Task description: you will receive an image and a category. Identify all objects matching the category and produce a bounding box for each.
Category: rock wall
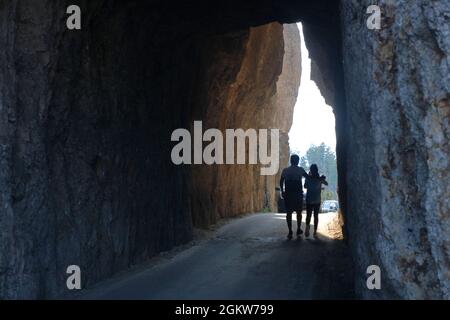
[0,0,195,299]
[341,0,450,299]
[0,1,300,298]
[189,23,301,227]
[275,24,303,207]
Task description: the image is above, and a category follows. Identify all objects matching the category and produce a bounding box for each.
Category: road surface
[82,212,354,299]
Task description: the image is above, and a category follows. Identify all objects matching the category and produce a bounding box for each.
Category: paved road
[83,213,354,300]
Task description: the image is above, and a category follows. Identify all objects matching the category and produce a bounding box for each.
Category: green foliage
[321,190,335,201]
[293,143,338,200]
[300,156,308,169]
[262,207,271,213]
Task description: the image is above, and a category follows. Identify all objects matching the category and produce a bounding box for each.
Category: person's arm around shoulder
[300,167,308,178]
[320,175,329,186]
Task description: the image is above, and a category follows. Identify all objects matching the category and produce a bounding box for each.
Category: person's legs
[286,210,293,237]
[285,196,294,239]
[313,204,320,237]
[305,204,313,237]
[296,197,303,236]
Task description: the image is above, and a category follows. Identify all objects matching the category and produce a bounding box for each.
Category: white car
[321,200,339,213]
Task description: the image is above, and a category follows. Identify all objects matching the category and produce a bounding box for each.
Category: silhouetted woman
[304,164,328,238]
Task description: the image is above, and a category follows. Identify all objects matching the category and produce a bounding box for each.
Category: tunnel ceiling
[96,0,342,48]
[150,0,340,31]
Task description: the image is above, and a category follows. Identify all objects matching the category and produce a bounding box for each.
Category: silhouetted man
[280,154,308,240]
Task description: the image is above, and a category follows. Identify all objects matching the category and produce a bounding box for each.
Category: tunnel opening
[183,2,348,236]
[2,0,349,299]
[289,23,339,204]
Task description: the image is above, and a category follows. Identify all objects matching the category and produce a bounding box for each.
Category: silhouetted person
[280,154,308,240]
[304,164,328,238]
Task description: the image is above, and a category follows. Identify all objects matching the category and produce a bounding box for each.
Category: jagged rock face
[341,0,450,299]
[189,23,301,227]
[275,24,303,209]
[0,1,301,298]
[0,0,195,299]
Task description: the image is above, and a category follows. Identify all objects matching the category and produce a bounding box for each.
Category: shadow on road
[81,213,354,300]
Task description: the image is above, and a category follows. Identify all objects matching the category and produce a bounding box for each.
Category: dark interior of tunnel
[1,0,348,299]
[1,0,448,300]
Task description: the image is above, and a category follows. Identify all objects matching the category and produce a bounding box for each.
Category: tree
[300,156,308,169]
[296,143,338,200]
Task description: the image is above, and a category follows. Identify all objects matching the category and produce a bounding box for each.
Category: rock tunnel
[0,0,449,299]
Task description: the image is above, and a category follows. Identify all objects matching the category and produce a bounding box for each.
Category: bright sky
[289,23,336,156]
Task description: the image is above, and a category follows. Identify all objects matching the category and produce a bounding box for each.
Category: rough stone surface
[341,0,450,299]
[0,1,301,298]
[189,23,301,227]
[0,0,195,299]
